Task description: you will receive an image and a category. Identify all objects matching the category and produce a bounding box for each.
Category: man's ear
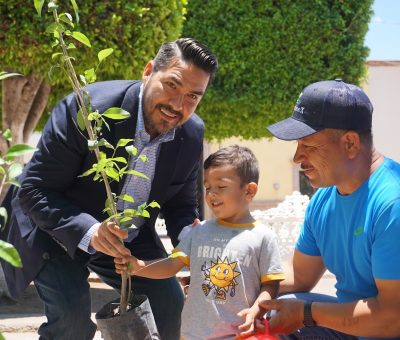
[341,131,361,159]
[142,61,153,82]
[245,182,258,200]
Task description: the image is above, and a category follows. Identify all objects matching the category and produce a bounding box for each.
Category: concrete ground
[0,236,337,339]
[0,273,337,340]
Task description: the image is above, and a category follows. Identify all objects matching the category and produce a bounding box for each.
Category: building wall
[364,61,400,162]
[206,138,297,203]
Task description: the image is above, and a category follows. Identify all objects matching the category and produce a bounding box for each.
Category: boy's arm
[251,280,280,317]
[236,280,280,338]
[114,255,185,279]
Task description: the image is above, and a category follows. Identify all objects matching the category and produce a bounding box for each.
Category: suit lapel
[114,82,141,193]
[148,132,183,205]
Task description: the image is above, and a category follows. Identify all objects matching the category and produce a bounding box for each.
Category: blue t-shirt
[296,157,400,312]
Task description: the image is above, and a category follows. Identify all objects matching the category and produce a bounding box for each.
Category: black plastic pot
[95,294,160,340]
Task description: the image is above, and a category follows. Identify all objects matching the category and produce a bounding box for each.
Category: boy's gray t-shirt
[175,218,284,340]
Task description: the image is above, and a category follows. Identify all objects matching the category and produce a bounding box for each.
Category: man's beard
[143,104,183,136]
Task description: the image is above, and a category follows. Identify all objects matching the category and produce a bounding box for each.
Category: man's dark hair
[152,37,218,86]
[204,145,259,185]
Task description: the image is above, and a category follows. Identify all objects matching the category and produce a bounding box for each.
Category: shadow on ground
[0,283,119,319]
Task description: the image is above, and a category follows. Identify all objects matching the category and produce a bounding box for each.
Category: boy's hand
[114,255,142,275]
[234,307,259,338]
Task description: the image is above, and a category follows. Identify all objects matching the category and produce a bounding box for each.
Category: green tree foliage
[0,0,187,128]
[183,0,373,140]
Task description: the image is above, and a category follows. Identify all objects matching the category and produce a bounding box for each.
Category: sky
[365,0,400,60]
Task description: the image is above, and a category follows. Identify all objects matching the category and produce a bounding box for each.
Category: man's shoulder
[183,112,204,130]
[176,113,204,142]
[86,80,140,92]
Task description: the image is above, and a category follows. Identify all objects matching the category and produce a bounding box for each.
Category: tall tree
[0,0,186,153]
[183,0,373,140]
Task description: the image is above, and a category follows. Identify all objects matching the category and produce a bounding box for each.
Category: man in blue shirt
[261,80,400,339]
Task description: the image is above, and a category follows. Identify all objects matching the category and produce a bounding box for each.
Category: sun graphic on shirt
[202,256,241,300]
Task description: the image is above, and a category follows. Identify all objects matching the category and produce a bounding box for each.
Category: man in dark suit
[0,38,218,340]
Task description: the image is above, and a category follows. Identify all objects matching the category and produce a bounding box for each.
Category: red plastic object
[244,319,279,340]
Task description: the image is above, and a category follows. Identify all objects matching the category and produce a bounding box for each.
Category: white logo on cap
[294,105,305,114]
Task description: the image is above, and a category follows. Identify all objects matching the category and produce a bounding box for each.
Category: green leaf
[125,170,149,180]
[116,138,134,148]
[52,52,63,60]
[2,129,12,141]
[79,167,96,177]
[123,209,140,218]
[125,145,137,156]
[0,166,5,175]
[0,207,8,227]
[88,111,101,121]
[46,23,65,34]
[138,154,148,163]
[34,0,45,16]
[0,240,22,268]
[119,194,135,203]
[148,201,160,209]
[98,48,114,63]
[70,0,79,23]
[67,43,77,50]
[84,68,96,83]
[8,163,23,180]
[102,108,130,120]
[71,31,91,47]
[169,251,186,259]
[112,157,127,164]
[141,210,150,218]
[97,138,114,149]
[76,109,86,131]
[51,40,59,48]
[119,217,134,224]
[105,167,120,181]
[59,13,74,27]
[6,180,21,187]
[5,144,37,159]
[0,72,23,80]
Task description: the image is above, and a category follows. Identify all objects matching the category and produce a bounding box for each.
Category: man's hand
[177,218,201,241]
[90,221,131,257]
[258,298,304,335]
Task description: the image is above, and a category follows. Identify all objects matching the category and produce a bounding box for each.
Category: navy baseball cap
[267,79,373,141]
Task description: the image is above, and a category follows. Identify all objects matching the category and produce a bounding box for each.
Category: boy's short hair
[204,145,259,185]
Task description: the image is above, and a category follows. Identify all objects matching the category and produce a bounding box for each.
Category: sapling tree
[36,0,159,314]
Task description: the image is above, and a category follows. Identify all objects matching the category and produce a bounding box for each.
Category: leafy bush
[183,0,373,140]
[0,0,187,128]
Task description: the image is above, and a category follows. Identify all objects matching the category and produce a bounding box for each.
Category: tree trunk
[0,73,50,297]
[1,72,51,155]
[0,72,50,201]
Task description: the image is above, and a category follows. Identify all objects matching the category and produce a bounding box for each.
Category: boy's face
[204,165,254,224]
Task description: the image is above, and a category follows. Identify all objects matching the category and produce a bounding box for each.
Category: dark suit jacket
[0,80,204,298]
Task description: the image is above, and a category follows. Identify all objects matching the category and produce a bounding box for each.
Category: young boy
[115,145,285,339]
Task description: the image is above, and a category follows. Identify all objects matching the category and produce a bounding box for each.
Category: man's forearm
[313,298,400,338]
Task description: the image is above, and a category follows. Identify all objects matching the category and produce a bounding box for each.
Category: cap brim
[267,117,320,141]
